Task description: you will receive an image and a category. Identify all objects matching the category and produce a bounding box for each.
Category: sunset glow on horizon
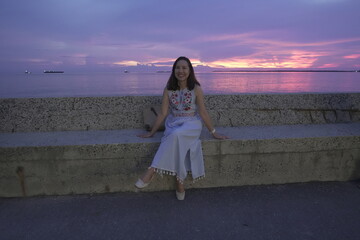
[0,0,359,73]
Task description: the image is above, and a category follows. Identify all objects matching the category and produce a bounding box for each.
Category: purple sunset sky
[0,0,359,73]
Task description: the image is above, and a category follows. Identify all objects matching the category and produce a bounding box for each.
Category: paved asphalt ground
[1,181,360,240]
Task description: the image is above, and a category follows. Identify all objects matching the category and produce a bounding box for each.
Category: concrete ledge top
[1,123,359,148]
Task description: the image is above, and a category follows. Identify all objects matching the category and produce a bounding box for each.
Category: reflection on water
[0,71,359,98]
[200,72,359,94]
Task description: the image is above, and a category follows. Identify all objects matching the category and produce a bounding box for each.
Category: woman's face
[174,60,190,83]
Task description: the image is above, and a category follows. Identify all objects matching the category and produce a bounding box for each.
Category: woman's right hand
[137,132,154,138]
[212,132,229,140]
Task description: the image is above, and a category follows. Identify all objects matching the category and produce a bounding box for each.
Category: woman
[136,56,228,200]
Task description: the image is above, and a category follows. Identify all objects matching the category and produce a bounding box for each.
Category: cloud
[304,0,349,4]
[113,60,139,66]
[0,0,359,71]
[344,54,360,59]
[203,50,322,69]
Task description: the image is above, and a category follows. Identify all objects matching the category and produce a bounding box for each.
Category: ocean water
[0,71,359,98]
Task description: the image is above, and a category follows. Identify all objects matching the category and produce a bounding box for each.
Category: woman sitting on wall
[136,56,228,200]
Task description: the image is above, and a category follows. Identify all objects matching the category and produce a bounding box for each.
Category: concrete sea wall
[1,93,359,133]
[0,93,360,197]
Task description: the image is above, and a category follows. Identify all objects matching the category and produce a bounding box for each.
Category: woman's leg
[176,179,185,200]
[176,179,185,193]
[141,167,155,183]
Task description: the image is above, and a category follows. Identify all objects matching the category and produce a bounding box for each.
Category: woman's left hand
[212,132,229,140]
[137,132,154,138]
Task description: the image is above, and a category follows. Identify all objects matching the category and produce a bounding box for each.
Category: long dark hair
[166,56,201,91]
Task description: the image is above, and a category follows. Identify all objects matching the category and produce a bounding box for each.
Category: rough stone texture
[310,111,326,124]
[1,123,359,197]
[1,93,360,197]
[0,96,162,132]
[324,111,337,123]
[351,111,360,121]
[335,110,351,123]
[1,93,360,133]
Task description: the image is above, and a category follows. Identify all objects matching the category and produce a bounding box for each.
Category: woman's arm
[195,85,228,140]
[138,88,169,138]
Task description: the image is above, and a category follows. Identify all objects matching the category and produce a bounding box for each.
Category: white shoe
[135,178,150,189]
[176,191,185,200]
[135,171,155,189]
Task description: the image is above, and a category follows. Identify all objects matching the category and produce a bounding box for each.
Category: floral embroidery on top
[170,89,193,112]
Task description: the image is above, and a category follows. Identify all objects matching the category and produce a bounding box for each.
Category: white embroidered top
[168,88,197,117]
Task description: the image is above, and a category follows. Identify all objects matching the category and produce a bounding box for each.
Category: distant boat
[25,70,31,74]
[44,70,64,73]
[124,70,129,73]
